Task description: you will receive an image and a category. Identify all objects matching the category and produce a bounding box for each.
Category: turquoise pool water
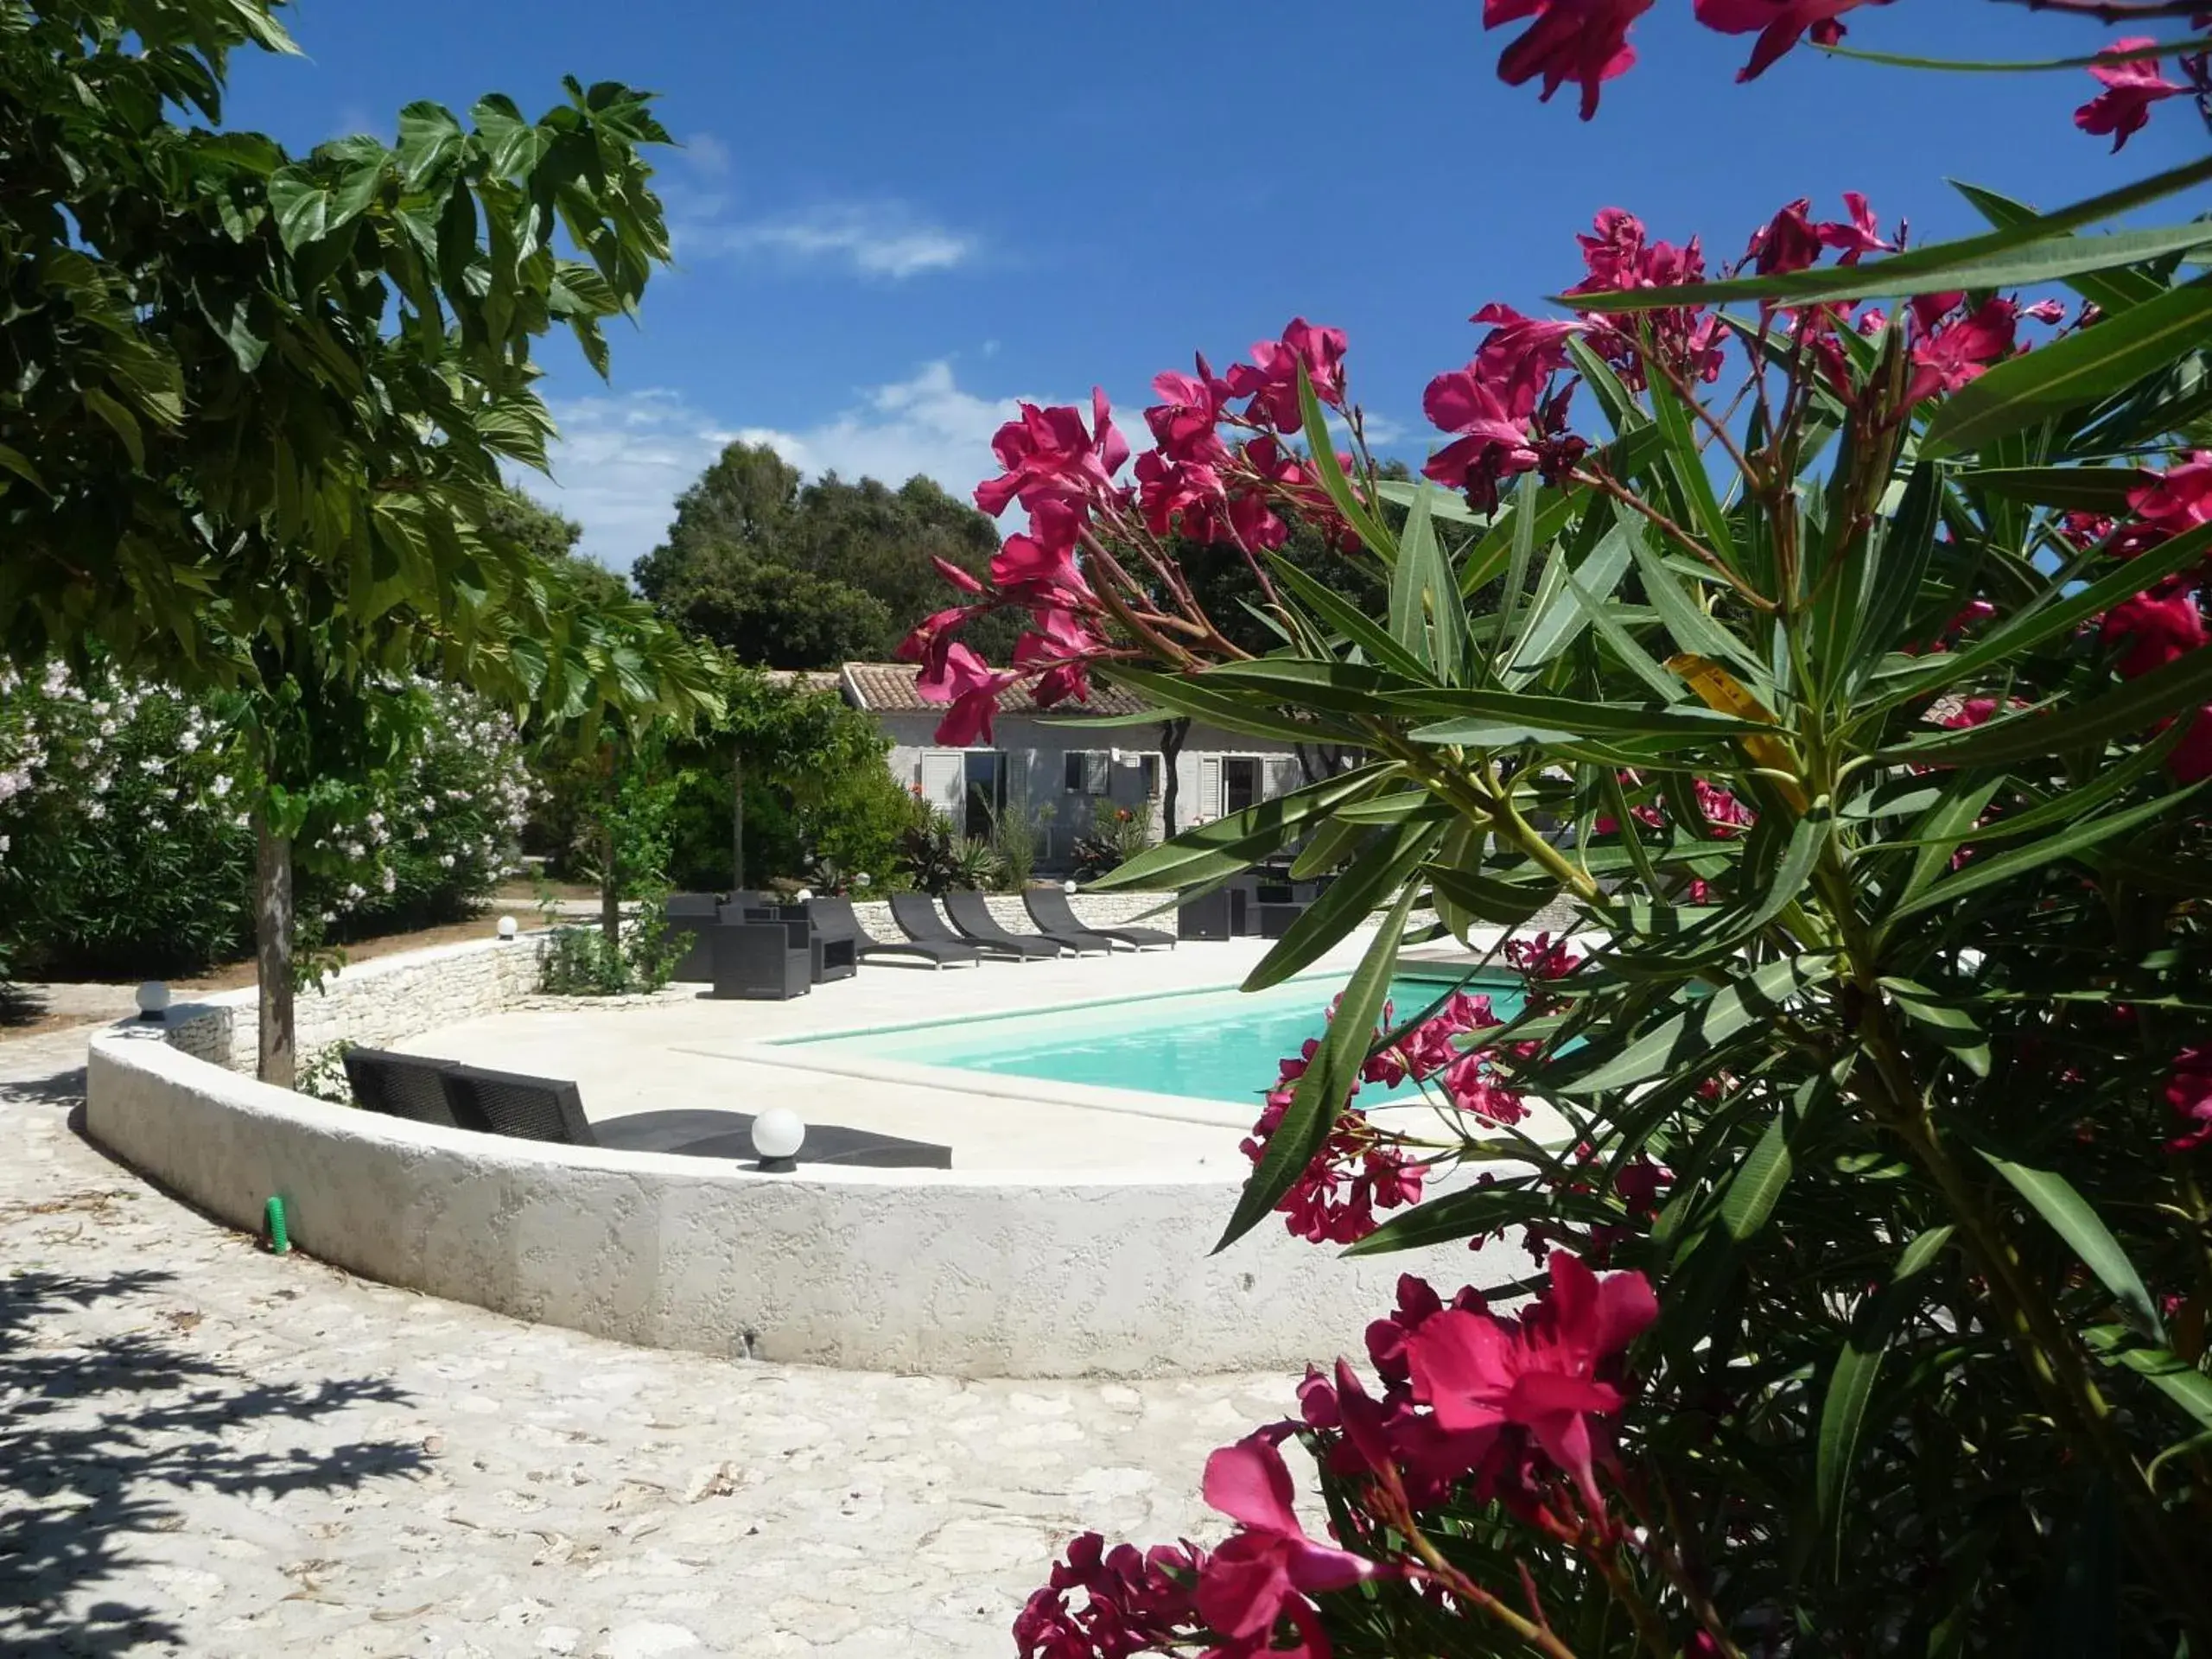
[784,970,1528,1107]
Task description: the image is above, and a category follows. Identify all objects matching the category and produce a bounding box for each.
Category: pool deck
[393,930,1570,1174]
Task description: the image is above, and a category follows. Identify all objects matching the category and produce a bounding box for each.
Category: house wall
[874,712,1311,866]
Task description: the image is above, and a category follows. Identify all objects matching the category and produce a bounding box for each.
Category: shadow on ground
[0,1265,426,1655]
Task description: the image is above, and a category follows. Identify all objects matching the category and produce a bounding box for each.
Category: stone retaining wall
[86,1028,1485,1377]
[166,934,552,1074]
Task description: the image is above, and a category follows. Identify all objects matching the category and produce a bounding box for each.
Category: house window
[1139,753,1160,798]
[1223,756,1261,817]
[1063,750,1111,795]
[963,751,1006,838]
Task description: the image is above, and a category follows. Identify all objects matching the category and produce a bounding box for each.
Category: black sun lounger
[944,890,1109,957]
[809,895,978,969]
[887,892,1039,963]
[1023,887,1173,952]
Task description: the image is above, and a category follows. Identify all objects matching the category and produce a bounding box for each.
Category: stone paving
[0,1025,1292,1657]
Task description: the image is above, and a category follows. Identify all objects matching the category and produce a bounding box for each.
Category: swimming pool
[783,968,1528,1107]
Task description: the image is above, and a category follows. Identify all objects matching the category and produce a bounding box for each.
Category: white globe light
[135,981,170,1017]
[794,888,813,903]
[855,872,872,887]
[751,1108,805,1166]
[497,915,518,940]
[1063,879,1078,894]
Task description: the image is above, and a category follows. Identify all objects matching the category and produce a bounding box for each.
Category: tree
[635,442,1021,665]
[0,0,713,1084]
[483,486,633,611]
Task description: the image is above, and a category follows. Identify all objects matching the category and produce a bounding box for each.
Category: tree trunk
[600,817,620,951]
[731,748,746,893]
[254,810,296,1090]
[1159,718,1190,838]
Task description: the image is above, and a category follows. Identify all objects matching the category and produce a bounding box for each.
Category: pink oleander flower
[1745,197,1825,276]
[1224,319,1349,434]
[975,391,1130,520]
[2076,38,2185,152]
[1485,0,1653,120]
[1146,359,1233,463]
[2171,709,2212,784]
[1820,190,1894,264]
[2101,584,2208,679]
[1443,1050,1530,1125]
[1014,607,1105,708]
[1016,1532,1209,1659]
[1406,1249,1658,1512]
[2167,1046,2212,1154]
[1694,0,1887,82]
[1422,304,1585,510]
[1568,208,1726,388]
[1505,931,1582,981]
[916,642,1017,747]
[1940,696,2003,730]
[1195,1437,1379,1655]
[2113,451,2212,560]
[1907,297,2021,405]
[990,533,1083,596]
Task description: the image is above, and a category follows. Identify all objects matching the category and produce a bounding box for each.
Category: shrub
[894,810,966,895]
[985,778,1053,891]
[0,663,529,978]
[1070,799,1153,881]
[911,30,2212,1647]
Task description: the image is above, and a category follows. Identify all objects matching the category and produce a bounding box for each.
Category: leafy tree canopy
[634,441,1020,667]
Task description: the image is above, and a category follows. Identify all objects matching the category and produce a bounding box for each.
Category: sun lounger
[945,890,1109,957]
[809,896,978,969]
[888,893,1039,963]
[1025,887,1173,951]
[939,891,1072,958]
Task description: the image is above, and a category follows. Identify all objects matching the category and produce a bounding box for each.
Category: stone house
[830,662,1309,868]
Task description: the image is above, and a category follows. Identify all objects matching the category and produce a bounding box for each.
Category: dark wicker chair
[809,896,977,969]
[435,1062,950,1166]
[344,1046,486,1130]
[944,890,1106,957]
[889,893,1038,963]
[1026,887,1174,951]
[1176,885,1245,941]
[706,919,812,1000]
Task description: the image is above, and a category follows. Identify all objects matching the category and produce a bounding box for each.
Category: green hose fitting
[264,1194,290,1255]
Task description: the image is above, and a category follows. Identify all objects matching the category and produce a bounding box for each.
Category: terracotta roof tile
[840,662,1151,718]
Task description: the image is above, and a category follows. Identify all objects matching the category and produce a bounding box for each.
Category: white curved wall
[85,1028,1480,1378]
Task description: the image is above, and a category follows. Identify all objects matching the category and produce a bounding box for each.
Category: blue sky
[224,2,2207,570]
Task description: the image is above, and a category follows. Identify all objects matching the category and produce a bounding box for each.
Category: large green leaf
[1425,863,1561,926]
[1096,664,1364,747]
[1243,820,1439,991]
[1267,555,1430,680]
[1086,761,1388,893]
[1885,644,2212,766]
[1719,1071,1832,1243]
[1345,1179,1614,1255]
[1955,182,2168,315]
[1815,1225,1955,1554]
[1980,1150,2164,1341]
[1505,514,1637,677]
[1296,367,1395,559]
[1887,781,2205,923]
[1565,155,2212,312]
[1218,883,1418,1252]
[1954,466,2139,511]
[1402,687,1766,747]
[1552,953,1837,1095]
[1922,277,2212,459]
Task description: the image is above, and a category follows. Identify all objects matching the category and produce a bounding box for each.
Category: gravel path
[0,1027,1286,1657]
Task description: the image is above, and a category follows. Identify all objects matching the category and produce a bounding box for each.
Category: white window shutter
[1085,751,1110,795]
[1196,755,1222,822]
[1264,756,1300,798]
[918,750,963,818]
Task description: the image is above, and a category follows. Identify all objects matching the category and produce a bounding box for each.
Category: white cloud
[524,362,1055,569]
[677,201,977,279]
[683,130,733,178]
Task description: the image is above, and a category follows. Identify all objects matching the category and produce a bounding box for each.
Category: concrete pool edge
[83,1023,1510,1377]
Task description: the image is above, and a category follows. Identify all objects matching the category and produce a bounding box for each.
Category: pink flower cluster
[1483,0,1890,121]
[1246,992,1532,1246]
[2094,454,2212,783]
[1019,1253,1659,1657]
[905,321,1367,747]
[2169,1046,2212,1154]
[2075,37,2210,153]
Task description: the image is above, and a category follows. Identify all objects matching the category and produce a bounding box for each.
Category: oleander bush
[0,663,530,978]
[905,15,2212,1653]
